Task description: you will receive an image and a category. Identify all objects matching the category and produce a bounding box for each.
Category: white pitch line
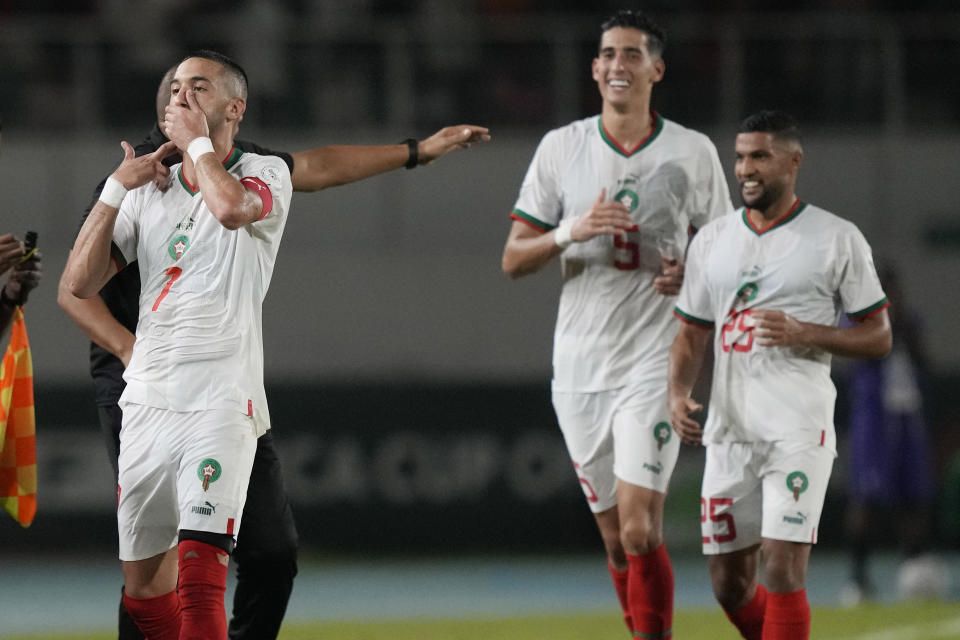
[840,616,960,640]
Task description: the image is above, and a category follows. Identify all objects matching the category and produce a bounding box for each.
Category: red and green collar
[742,198,807,236]
[598,112,664,158]
[177,146,244,195]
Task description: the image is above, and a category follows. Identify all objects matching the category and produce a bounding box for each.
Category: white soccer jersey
[675,201,888,449]
[112,149,292,435]
[512,113,732,392]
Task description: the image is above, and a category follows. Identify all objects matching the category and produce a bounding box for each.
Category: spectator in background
[841,263,941,604]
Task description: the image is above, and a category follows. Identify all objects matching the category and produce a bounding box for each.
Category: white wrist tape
[187,137,215,163]
[99,177,128,209]
[554,217,575,249]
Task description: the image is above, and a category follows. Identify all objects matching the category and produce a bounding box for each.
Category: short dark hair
[739,110,802,146]
[600,9,667,57]
[183,49,248,99]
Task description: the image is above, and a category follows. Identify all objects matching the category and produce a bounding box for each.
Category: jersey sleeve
[510,129,563,232]
[838,223,888,320]
[244,155,292,241]
[674,228,715,327]
[689,136,733,232]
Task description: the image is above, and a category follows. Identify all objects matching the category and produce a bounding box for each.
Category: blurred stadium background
[1,0,960,635]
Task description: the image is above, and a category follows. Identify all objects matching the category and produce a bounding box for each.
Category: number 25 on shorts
[702,497,737,544]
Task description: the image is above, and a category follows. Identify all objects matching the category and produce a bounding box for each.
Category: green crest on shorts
[197,458,222,492]
[169,235,190,260]
[786,471,808,501]
[653,421,672,451]
[613,188,640,213]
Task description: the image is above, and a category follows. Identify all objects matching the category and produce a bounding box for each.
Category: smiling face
[592,27,664,112]
[734,132,802,213]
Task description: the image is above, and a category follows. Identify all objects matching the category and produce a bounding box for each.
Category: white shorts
[552,383,679,513]
[117,405,258,561]
[700,440,835,555]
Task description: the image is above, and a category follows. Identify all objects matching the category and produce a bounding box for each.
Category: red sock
[626,544,674,639]
[725,584,767,640]
[762,589,810,640]
[178,540,230,640]
[122,589,181,640]
[608,562,634,632]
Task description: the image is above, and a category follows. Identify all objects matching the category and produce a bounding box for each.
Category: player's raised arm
[64,141,176,298]
[501,189,634,278]
[164,87,266,230]
[289,124,490,192]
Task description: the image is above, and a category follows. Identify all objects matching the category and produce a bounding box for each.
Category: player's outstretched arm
[57,261,135,367]
[501,189,634,278]
[289,125,490,192]
[752,307,892,359]
[668,321,711,446]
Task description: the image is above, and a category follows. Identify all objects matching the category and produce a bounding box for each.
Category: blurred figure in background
[0,232,43,338]
[841,263,943,604]
[1,118,44,337]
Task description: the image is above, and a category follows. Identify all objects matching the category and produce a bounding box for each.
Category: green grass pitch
[5,601,959,640]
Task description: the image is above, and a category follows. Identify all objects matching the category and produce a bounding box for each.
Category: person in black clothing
[58,65,489,640]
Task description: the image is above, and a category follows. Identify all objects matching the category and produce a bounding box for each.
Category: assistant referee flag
[0,306,36,527]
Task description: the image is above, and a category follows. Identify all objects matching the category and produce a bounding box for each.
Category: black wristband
[403,138,419,169]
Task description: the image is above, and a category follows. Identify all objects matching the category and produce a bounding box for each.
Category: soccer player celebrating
[501,10,731,638]
[668,110,892,639]
[58,63,488,640]
[63,50,292,640]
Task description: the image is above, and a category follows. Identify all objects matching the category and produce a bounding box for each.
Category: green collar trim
[742,199,807,236]
[598,112,664,158]
[177,146,243,195]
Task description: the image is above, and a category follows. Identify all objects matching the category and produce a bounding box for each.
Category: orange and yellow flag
[0,306,36,527]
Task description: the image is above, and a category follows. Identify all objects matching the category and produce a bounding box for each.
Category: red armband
[240,177,273,220]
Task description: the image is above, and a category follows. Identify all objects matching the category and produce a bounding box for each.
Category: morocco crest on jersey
[168,235,190,260]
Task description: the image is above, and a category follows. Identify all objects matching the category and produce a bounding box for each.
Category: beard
[739,179,783,213]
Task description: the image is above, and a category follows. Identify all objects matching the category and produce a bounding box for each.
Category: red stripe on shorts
[227,518,235,535]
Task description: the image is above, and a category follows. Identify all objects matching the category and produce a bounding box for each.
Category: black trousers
[99,404,299,640]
